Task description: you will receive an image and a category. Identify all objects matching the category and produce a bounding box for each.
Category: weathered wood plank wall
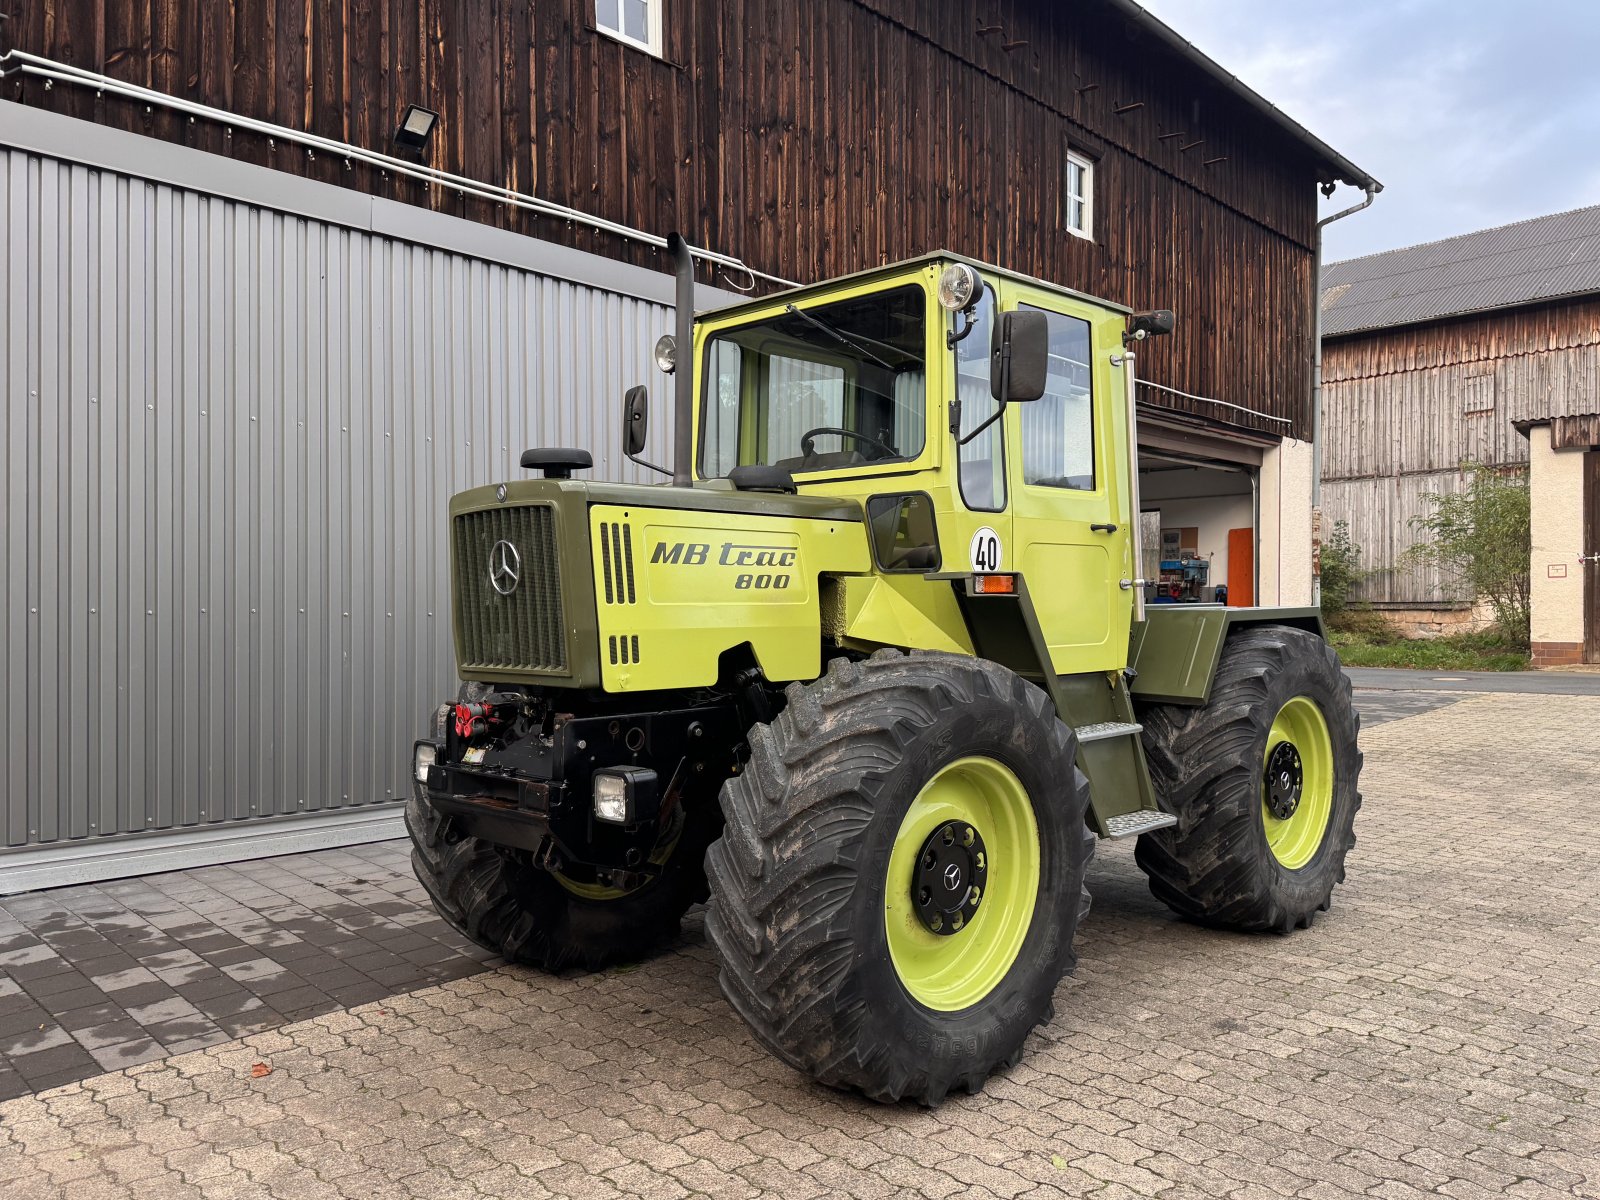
[5,0,1326,436]
[1321,295,1600,603]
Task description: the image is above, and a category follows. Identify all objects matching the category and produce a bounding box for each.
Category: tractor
[407,238,1363,1105]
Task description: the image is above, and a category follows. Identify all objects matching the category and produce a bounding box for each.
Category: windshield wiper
[784,304,894,370]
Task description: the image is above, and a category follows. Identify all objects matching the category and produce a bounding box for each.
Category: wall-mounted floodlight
[394,104,439,152]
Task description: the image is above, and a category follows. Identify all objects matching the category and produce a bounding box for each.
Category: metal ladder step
[1075,721,1143,744]
[1104,810,1179,839]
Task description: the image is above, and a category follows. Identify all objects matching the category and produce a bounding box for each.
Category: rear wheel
[406,693,715,971]
[705,651,1093,1105]
[1135,626,1362,932]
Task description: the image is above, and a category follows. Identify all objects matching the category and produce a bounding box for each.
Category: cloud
[1133,0,1600,258]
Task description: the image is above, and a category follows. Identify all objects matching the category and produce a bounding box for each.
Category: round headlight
[937,263,982,312]
[654,334,678,374]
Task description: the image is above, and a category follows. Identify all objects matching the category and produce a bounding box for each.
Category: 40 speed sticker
[969,526,1003,572]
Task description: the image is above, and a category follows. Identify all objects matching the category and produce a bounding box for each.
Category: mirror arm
[956,400,1007,447]
[627,451,673,476]
[958,325,1013,447]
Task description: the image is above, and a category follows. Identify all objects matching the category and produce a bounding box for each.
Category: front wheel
[704,651,1094,1105]
[1135,626,1363,932]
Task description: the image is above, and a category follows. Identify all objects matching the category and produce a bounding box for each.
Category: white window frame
[595,0,664,58]
[1065,149,1095,241]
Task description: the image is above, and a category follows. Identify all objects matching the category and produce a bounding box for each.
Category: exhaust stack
[668,233,695,487]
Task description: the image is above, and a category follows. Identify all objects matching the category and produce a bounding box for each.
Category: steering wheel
[799,426,899,461]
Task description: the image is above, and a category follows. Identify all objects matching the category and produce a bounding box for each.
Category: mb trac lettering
[650,541,798,568]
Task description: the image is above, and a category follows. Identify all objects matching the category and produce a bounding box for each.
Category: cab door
[1001,285,1133,674]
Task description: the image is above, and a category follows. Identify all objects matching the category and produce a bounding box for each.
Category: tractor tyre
[406,689,715,972]
[704,650,1094,1105]
[1134,625,1362,933]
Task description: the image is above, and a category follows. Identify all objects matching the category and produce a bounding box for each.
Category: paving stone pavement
[0,688,1428,1101]
[0,844,498,1100]
[1,690,1598,1198]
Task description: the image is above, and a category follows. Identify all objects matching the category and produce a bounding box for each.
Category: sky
[1135,0,1600,262]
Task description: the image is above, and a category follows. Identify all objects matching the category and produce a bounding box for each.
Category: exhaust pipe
[668,233,695,487]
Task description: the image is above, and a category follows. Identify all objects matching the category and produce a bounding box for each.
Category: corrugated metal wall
[1,143,678,851]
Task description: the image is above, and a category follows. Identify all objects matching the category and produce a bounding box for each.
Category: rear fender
[1127,606,1326,706]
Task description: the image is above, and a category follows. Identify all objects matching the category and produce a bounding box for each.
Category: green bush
[1328,607,1399,644]
[1405,466,1531,650]
[1318,519,1363,617]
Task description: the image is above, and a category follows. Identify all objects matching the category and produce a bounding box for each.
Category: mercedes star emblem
[943,863,963,891]
[488,540,521,595]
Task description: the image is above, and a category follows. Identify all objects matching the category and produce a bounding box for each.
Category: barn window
[596,0,662,56]
[1065,150,1094,240]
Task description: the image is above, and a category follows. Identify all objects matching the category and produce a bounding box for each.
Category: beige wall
[1259,438,1314,606]
[1528,424,1587,646]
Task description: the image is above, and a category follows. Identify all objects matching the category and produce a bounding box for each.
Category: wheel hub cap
[1264,741,1304,820]
[912,820,987,935]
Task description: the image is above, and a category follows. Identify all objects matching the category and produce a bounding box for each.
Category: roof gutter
[1101,0,1382,192]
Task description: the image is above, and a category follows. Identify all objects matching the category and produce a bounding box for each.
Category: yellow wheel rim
[1261,696,1334,869]
[883,757,1040,1012]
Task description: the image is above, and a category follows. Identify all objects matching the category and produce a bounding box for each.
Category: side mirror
[623,385,649,456]
[991,310,1050,402]
[1129,309,1176,339]
[621,385,672,476]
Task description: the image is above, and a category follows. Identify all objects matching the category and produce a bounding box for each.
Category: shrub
[1405,466,1531,650]
[1318,519,1363,618]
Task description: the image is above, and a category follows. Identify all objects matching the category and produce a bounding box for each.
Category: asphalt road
[1344,666,1600,695]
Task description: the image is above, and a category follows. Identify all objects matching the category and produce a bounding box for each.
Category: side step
[1104,810,1178,839]
[1075,721,1142,744]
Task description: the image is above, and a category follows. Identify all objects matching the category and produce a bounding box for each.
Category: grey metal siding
[2,141,680,853]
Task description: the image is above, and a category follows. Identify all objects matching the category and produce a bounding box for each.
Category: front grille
[453,504,567,673]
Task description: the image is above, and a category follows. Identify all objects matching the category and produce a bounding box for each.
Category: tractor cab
[662,254,1168,676]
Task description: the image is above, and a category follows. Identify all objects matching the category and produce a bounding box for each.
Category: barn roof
[1321,203,1600,337]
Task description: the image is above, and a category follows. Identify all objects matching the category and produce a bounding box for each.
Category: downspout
[1312,183,1379,601]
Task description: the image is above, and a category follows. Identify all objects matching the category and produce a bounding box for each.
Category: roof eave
[1322,286,1600,340]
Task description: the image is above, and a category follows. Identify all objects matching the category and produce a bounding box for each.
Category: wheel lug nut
[918,887,932,906]
[930,914,943,931]
[951,914,964,931]
[962,826,975,846]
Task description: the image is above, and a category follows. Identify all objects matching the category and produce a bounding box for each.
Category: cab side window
[956,288,1005,512]
[1020,307,1095,491]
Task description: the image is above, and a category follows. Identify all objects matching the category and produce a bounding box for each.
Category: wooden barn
[0,2,1374,885]
[1320,204,1600,666]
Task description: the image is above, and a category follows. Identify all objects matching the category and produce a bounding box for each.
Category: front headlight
[591,766,660,825]
[413,742,437,784]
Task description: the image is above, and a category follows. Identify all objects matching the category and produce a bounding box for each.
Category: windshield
[700,285,927,477]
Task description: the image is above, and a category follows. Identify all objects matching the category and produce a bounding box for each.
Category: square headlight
[591,766,659,825]
[413,741,437,784]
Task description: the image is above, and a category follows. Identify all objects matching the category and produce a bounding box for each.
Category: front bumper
[415,701,739,872]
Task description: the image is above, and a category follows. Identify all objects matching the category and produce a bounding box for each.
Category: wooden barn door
[1586,453,1600,664]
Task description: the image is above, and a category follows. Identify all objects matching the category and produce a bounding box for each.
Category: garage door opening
[1139,453,1257,607]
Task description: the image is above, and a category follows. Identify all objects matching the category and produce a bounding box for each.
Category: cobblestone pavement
[2,691,1599,1198]
[0,845,497,1100]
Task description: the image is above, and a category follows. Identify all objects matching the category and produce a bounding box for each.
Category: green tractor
[408,237,1362,1105]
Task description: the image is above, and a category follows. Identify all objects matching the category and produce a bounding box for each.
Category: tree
[1406,466,1531,648]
